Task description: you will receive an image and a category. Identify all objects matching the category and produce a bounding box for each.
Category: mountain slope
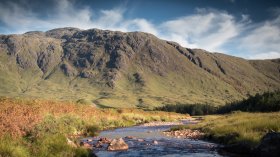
[0,28,279,107]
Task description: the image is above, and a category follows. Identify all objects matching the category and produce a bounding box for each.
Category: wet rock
[80,142,92,150]
[99,137,111,144]
[93,137,111,148]
[254,132,280,157]
[163,129,204,139]
[94,142,103,148]
[107,138,129,151]
[137,139,144,142]
[125,136,135,139]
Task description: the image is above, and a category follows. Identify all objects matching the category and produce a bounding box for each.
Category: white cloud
[126,19,158,35]
[0,0,94,33]
[0,0,279,59]
[238,13,280,59]
[159,10,243,51]
[248,51,280,60]
[95,9,125,29]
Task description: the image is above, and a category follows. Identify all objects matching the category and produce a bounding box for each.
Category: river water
[82,121,227,157]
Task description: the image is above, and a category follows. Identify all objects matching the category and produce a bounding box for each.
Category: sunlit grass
[184,112,280,146]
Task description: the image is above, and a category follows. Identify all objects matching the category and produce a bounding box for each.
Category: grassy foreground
[173,112,280,147]
[0,97,187,157]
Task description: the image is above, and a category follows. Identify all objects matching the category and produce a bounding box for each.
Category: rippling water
[82,122,227,157]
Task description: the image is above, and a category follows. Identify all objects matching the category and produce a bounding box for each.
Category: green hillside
[0,28,279,108]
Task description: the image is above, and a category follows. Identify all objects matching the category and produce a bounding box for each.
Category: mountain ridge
[0,27,279,108]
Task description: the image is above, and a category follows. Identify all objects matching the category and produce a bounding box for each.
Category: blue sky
[0,0,279,59]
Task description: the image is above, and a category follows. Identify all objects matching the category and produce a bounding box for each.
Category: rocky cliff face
[0,27,279,107]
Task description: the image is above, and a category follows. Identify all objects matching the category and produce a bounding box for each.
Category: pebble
[163,129,204,139]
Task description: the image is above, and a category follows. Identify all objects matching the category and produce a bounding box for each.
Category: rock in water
[107,138,129,151]
[125,136,135,139]
[254,132,280,157]
[99,137,111,144]
[80,142,92,150]
[153,140,158,145]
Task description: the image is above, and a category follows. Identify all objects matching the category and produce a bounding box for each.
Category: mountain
[0,27,279,108]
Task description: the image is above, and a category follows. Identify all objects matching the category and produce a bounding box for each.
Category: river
[81,120,227,157]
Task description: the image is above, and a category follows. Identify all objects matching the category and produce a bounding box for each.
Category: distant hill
[0,27,279,108]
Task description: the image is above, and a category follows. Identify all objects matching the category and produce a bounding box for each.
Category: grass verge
[171,112,280,148]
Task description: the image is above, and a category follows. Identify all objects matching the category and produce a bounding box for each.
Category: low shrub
[0,135,29,157]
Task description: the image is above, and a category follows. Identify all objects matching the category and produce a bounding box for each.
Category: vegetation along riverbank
[162,91,280,156]
[0,97,187,157]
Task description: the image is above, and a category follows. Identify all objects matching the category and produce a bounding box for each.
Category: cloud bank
[0,0,279,59]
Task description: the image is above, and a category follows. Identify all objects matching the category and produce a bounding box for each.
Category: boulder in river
[107,138,129,151]
[254,132,280,157]
[80,141,92,150]
[99,137,111,144]
[153,140,158,145]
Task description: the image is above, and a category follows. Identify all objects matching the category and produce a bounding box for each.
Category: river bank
[1,98,279,157]
[82,113,280,157]
[0,98,188,157]
[168,112,280,157]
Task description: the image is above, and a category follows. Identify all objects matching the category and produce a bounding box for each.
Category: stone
[137,139,144,142]
[94,142,102,148]
[107,138,129,151]
[254,132,280,157]
[80,141,93,150]
[163,129,205,139]
[99,137,111,144]
[125,136,135,139]
[153,140,158,145]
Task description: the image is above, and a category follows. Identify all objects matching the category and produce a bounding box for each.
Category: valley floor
[0,97,279,157]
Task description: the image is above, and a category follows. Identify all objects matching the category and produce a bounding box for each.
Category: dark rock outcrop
[254,132,280,157]
[221,143,252,155]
